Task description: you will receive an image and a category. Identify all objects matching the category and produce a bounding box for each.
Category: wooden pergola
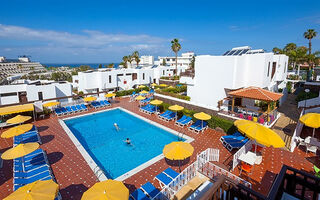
[228,86,283,117]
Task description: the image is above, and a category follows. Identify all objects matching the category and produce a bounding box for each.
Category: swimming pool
[61,108,192,180]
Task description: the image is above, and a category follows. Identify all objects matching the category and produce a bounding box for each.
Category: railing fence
[232,140,254,170]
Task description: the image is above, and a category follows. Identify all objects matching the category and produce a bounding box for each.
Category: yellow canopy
[1,124,33,138]
[4,180,59,200]
[234,119,285,148]
[299,113,320,129]
[81,180,129,200]
[169,105,184,111]
[194,112,211,121]
[105,93,116,98]
[163,142,194,160]
[168,86,175,89]
[1,143,39,160]
[150,100,163,105]
[6,115,31,124]
[135,96,146,101]
[139,90,149,94]
[0,104,34,116]
[84,96,97,102]
[151,83,158,86]
[43,102,60,107]
[159,84,168,87]
[138,85,146,88]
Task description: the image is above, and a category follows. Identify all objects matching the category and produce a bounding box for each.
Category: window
[267,62,270,77]
[75,80,79,83]
[109,75,112,83]
[0,92,17,97]
[132,73,137,80]
[38,92,43,101]
[143,73,145,80]
[271,62,277,79]
[163,70,165,75]
[166,59,170,62]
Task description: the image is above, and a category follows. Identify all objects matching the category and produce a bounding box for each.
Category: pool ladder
[94,166,105,181]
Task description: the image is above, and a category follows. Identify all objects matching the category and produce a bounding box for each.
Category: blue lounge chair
[140,182,160,199]
[76,105,83,111]
[226,138,249,151]
[14,170,52,185]
[130,188,149,200]
[175,115,187,124]
[14,135,40,145]
[14,165,50,178]
[221,136,246,147]
[99,100,106,107]
[71,105,78,112]
[159,110,172,119]
[65,106,73,113]
[179,117,192,126]
[14,160,48,172]
[163,168,179,179]
[219,132,243,143]
[162,112,176,121]
[14,154,45,165]
[103,100,111,106]
[54,108,62,116]
[155,172,173,188]
[193,121,208,133]
[80,104,87,111]
[188,120,202,131]
[60,107,68,115]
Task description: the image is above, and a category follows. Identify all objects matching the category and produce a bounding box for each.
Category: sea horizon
[44,63,120,69]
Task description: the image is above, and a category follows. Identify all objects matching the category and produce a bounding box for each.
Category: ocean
[43,63,120,69]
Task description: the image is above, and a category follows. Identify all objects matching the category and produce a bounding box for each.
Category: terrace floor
[0,97,318,199]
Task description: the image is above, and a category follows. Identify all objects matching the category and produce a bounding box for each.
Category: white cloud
[0,24,171,62]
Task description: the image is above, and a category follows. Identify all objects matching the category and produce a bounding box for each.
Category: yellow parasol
[150,100,163,105]
[105,93,116,98]
[194,112,211,121]
[6,115,31,124]
[151,83,157,87]
[135,96,146,101]
[159,84,168,87]
[1,143,39,160]
[1,124,33,138]
[4,180,59,200]
[163,141,194,172]
[139,90,149,94]
[84,96,97,102]
[299,113,320,137]
[234,119,285,148]
[169,105,184,111]
[81,180,129,200]
[43,102,60,108]
[138,85,146,89]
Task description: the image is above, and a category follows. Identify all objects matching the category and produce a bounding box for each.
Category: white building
[0,80,73,105]
[180,46,288,110]
[158,52,194,67]
[140,55,154,66]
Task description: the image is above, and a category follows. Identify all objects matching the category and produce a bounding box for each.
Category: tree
[98,64,102,68]
[128,55,133,68]
[190,56,195,69]
[272,47,283,54]
[122,56,129,68]
[132,51,140,67]
[171,38,181,76]
[304,29,318,80]
[107,63,114,68]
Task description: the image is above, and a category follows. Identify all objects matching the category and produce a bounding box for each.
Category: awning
[228,86,283,102]
[0,104,34,116]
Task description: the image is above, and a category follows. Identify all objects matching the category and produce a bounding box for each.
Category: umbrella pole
[22,156,25,172]
[178,160,181,173]
[312,128,315,138]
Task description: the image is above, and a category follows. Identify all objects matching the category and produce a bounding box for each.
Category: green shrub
[286,82,292,93]
[157,90,190,101]
[207,116,236,134]
[296,90,318,102]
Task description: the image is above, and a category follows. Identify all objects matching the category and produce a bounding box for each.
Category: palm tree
[304,29,317,80]
[171,38,181,76]
[132,51,140,67]
[272,47,283,54]
[128,55,133,68]
[122,56,129,68]
[304,29,317,55]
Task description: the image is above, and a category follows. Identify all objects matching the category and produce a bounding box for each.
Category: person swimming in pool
[114,123,120,131]
[125,138,131,145]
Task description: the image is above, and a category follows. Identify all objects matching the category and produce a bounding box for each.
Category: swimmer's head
[114,123,117,126]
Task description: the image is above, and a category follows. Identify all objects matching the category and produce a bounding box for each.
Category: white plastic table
[238,151,257,166]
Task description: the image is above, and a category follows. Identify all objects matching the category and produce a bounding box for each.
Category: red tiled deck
[0,97,318,199]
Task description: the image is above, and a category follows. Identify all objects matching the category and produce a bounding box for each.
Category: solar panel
[240,49,249,55]
[227,50,236,55]
[223,50,230,56]
[233,50,242,55]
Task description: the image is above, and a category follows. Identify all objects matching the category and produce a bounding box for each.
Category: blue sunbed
[179,117,192,126]
[54,108,62,116]
[163,168,179,179]
[103,100,111,106]
[193,121,208,133]
[222,136,246,147]
[219,132,243,143]
[140,182,160,199]
[188,120,202,131]
[71,105,78,112]
[14,165,50,178]
[14,175,52,191]
[99,100,106,107]
[14,170,52,185]
[226,138,249,151]
[162,112,176,121]
[14,160,48,172]
[80,104,87,110]
[159,110,172,119]
[76,105,83,111]
[65,106,73,113]
[130,188,149,200]
[155,172,173,188]
[60,107,68,115]
[176,115,187,124]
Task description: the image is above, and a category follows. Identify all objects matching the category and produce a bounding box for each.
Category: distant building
[180,46,288,110]
[158,52,194,67]
[0,80,72,105]
[0,56,46,84]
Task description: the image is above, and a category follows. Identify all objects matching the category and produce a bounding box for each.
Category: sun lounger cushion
[130,188,149,200]
[140,182,160,198]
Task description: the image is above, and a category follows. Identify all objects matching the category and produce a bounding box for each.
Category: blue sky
[0,0,319,63]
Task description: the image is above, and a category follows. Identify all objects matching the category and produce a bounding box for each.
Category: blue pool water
[64,108,182,179]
